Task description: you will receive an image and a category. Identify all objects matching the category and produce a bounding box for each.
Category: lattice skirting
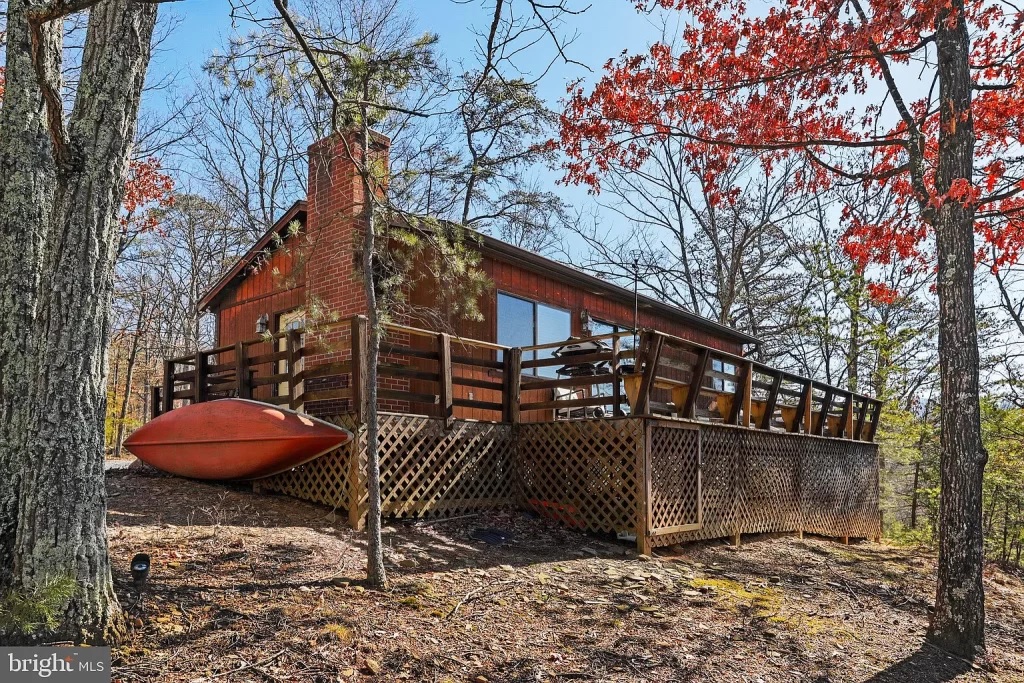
[648,421,880,548]
[260,413,360,510]
[517,418,645,536]
[259,413,880,547]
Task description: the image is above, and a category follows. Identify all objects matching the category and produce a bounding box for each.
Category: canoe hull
[123,399,352,480]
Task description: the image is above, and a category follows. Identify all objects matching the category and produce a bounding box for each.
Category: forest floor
[107,469,1024,683]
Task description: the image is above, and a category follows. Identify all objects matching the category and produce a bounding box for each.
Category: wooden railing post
[793,380,813,433]
[634,331,663,416]
[866,400,882,441]
[234,341,251,399]
[504,347,522,424]
[759,372,781,430]
[835,391,853,438]
[351,315,368,422]
[437,332,453,426]
[814,387,834,436]
[151,385,161,420]
[853,397,869,440]
[682,348,710,419]
[287,328,302,410]
[611,337,623,416]
[730,360,753,427]
[162,360,174,414]
[194,351,208,404]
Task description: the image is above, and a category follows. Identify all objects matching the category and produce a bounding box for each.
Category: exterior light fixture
[256,314,269,335]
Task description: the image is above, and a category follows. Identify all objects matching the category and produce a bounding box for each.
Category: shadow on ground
[861,644,974,682]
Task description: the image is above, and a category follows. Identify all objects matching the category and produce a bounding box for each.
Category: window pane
[536,304,572,378]
[497,293,535,348]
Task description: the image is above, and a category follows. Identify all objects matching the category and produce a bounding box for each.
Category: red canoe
[123,399,352,480]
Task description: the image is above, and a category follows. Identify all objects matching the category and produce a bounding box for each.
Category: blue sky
[153,1,662,101]
[148,1,666,254]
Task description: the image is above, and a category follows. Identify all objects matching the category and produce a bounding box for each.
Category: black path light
[131,553,151,588]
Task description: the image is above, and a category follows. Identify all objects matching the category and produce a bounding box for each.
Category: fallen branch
[444,580,516,620]
[208,650,286,680]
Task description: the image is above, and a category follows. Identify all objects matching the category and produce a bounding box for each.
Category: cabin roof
[198,204,760,347]
[198,200,307,311]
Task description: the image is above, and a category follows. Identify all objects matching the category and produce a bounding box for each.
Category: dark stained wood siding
[407,253,745,422]
[211,219,746,421]
[212,242,306,348]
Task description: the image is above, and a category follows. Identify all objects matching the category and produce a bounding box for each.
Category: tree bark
[926,0,988,658]
[11,0,159,643]
[0,0,61,592]
[359,124,387,589]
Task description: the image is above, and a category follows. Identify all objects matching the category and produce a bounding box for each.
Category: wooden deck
[152,317,882,551]
[154,315,882,441]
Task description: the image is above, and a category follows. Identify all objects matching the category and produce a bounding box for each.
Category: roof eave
[197,200,308,311]
[471,232,760,347]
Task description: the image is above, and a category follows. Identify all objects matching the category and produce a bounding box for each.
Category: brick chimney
[304,130,391,320]
[301,131,398,416]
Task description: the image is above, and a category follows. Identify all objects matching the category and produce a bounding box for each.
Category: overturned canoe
[123,399,352,480]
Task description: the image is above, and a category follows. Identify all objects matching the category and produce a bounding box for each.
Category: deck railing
[154,315,882,442]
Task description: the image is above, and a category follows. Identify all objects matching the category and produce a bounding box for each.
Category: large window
[497,293,572,377]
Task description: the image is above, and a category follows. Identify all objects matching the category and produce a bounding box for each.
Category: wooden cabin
[154,132,883,553]
[198,132,757,421]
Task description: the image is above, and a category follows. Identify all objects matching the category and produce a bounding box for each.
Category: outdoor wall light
[256,314,269,335]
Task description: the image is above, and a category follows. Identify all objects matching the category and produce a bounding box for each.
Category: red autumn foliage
[560,0,1024,300]
[121,156,175,234]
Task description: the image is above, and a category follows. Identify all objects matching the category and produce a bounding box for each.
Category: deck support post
[637,418,652,555]
[351,315,368,422]
[150,385,161,420]
[162,360,174,414]
[234,341,251,399]
[611,337,623,416]
[348,432,365,530]
[504,347,522,424]
[437,333,453,427]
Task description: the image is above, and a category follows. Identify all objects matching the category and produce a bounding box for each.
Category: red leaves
[866,282,900,305]
[560,0,1024,294]
[121,157,175,233]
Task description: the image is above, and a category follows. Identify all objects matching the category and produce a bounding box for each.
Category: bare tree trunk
[0,0,61,592]
[926,0,988,657]
[12,0,159,643]
[359,124,387,589]
[910,461,921,529]
[114,291,148,459]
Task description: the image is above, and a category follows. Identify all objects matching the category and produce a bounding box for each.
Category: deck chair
[554,386,587,420]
